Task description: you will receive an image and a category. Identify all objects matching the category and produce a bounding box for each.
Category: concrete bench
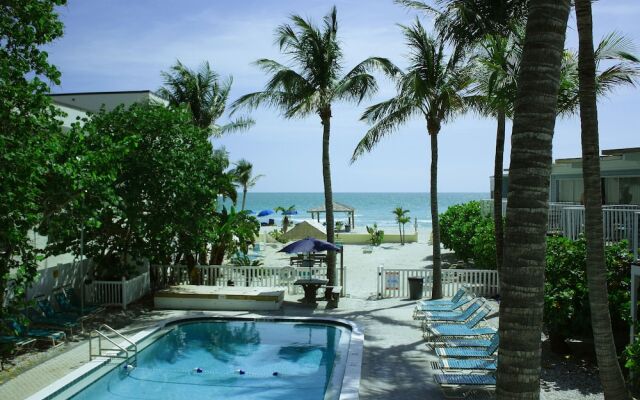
[326,286,342,309]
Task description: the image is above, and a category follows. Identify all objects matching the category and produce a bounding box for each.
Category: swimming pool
[37,317,361,400]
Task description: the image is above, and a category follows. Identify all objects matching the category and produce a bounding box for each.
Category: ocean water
[224,192,487,230]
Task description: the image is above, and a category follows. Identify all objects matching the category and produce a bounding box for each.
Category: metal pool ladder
[90,324,137,365]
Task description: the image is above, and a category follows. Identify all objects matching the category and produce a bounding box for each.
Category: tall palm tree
[351,20,474,299]
[231,159,264,210]
[397,0,527,273]
[392,207,411,244]
[471,32,521,272]
[158,60,255,136]
[575,1,638,398]
[231,7,395,291]
[495,0,571,398]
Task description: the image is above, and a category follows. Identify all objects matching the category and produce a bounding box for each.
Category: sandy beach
[257,227,447,299]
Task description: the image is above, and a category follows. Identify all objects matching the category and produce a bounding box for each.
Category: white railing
[377,267,499,299]
[155,265,330,295]
[86,272,150,310]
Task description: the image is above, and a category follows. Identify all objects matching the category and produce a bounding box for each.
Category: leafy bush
[469,218,497,269]
[366,224,384,246]
[624,335,640,385]
[440,201,496,268]
[268,229,287,243]
[544,236,633,344]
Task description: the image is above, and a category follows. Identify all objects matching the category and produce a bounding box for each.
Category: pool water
[70,320,348,400]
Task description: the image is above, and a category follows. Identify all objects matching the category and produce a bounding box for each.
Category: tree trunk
[241,187,247,211]
[496,1,571,399]
[576,0,630,397]
[398,222,403,245]
[430,130,442,300]
[494,111,506,273]
[321,108,336,293]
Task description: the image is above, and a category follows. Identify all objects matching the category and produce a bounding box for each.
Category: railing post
[121,276,126,310]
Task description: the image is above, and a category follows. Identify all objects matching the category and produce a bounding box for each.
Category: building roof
[307,202,355,213]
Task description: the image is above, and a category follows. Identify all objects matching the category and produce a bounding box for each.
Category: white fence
[153,264,331,295]
[377,267,499,299]
[85,272,151,310]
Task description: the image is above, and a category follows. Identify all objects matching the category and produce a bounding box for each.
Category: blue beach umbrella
[278,237,341,254]
[257,209,274,217]
[282,209,298,216]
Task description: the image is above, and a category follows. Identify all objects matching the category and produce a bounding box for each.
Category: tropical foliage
[275,205,296,233]
[352,19,474,299]
[440,202,496,269]
[392,207,411,245]
[544,236,632,348]
[232,6,395,287]
[43,104,226,277]
[231,159,264,210]
[158,60,255,136]
[366,224,385,246]
[0,0,66,310]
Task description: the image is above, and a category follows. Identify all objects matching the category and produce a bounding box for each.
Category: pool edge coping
[25,314,363,400]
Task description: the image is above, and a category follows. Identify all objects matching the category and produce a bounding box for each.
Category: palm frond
[352,100,417,163]
[216,116,256,137]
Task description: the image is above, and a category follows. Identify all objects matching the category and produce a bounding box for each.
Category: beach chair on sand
[423,306,496,342]
[417,299,484,323]
[435,334,499,358]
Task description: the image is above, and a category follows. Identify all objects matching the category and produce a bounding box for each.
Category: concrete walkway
[0,296,444,400]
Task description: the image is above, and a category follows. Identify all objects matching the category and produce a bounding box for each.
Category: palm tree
[231,159,264,210]
[352,20,473,299]
[494,0,572,398]
[275,205,297,233]
[575,1,638,398]
[471,32,521,272]
[158,60,255,136]
[397,0,527,274]
[232,7,395,291]
[392,207,411,244]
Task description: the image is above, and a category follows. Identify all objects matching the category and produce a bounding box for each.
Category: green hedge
[544,235,632,343]
[440,201,496,269]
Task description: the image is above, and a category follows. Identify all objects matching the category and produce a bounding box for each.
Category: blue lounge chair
[431,337,494,348]
[418,299,483,323]
[413,295,474,319]
[420,287,467,305]
[30,298,81,335]
[8,319,66,347]
[439,358,496,371]
[434,373,496,387]
[436,334,499,358]
[423,307,496,341]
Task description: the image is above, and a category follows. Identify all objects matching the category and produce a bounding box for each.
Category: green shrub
[440,201,483,262]
[440,201,496,269]
[268,229,286,244]
[469,218,497,269]
[366,224,384,246]
[544,236,633,344]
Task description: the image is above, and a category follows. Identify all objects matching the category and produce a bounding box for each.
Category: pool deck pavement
[0,294,494,400]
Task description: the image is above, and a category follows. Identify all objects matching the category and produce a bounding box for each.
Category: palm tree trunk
[430,131,442,300]
[494,111,506,273]
[321,109,336,293]
[496,1,571,398]
[576,0,630,397]
[398,222,403,245]
[241,187,247,211]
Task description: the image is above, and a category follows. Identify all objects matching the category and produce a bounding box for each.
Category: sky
[46,0,640,193]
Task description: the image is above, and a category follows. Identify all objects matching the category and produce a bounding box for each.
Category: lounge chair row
[415,287,498,394]
[1,286,105,368]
